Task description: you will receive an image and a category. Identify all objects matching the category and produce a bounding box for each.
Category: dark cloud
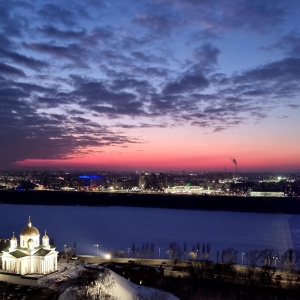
[193,44,220,69]
[265,32,300,58]
[115,122,167,129]
[0,62,26,77]
[23,42,89,68]
[134,13,176,35]
[131,51,166,64]
[163,72,209,95]
[38,4,77,27]
[0,49,48,71]
[0,80,140,167]
[112,78,152,94]
[233,58,300,85]
[39,25,113,46]
[39,26,86,40]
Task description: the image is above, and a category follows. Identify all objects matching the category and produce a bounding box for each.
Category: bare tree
[150,243,155,258]
[115,250,125,258]
[93,269,116,300]
[247,250,261,268]
[206,243,211,261]
[222,248,238,264]
[76,268,116,300]
[283,249,299,273]
[216,250,220,263]
[259,249,277,267]
[183,243,187,260]
[167,242,181,260]
[132,243,136,258]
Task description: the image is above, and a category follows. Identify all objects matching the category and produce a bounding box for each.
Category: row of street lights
[241,252,278,267]
[65,244,280,265]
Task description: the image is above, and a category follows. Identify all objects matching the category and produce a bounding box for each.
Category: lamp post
[127,247,130,258]
[94,244,99,256]
[273,256,278,267]
[158,247,161,259]
[242,253,244,265]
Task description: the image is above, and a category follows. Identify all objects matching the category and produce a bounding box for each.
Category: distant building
[250,191,285,197]
[1,217,58,275]
[138,173,166,190]
[79,175,104,189]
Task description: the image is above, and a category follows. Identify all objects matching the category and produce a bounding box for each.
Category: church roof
[20,217,39,236]
[34,248,52,257]
[0,238,9,251]
[9,250,28,259]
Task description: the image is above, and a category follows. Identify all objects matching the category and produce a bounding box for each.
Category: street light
[158,247,161,259]
[242,253,244,265]
[127,247,130,258]
[94,244,99,256]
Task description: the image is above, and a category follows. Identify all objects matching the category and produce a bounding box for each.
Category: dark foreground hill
[1,190,300,214]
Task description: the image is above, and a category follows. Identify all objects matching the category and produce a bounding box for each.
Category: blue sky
[0,0,300,171]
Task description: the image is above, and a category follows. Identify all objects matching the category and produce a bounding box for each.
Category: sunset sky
[1,0,300,172]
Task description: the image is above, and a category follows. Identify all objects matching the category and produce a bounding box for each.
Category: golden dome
[42,230,49,239]
[11,232,17,240]
[20,217,39,236]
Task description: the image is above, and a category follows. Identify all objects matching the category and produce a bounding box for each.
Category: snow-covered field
[38,263,179,300]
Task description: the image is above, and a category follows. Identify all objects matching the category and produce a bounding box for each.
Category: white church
[1,217,58,275]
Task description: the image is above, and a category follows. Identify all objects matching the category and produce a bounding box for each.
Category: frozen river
[1,204,299,263]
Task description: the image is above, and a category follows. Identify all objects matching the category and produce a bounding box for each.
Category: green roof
[34,249,51,256]
[9,250,28,259]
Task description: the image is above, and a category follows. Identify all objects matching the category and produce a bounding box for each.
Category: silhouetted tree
[132,243,136,258]
[206,243,211,261]
[183,243,187,260]
[222,248,238,264]
[150,243,154,258]
[247,250,261,268]
[216,250,220,263]
[202,243,205,261]
[283,248,299,273]
[259,249,277,267]
[259,265,276,287]
[167,242,181,260]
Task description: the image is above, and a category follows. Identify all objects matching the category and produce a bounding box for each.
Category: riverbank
[78,256,300,300]
[1,190,300,214]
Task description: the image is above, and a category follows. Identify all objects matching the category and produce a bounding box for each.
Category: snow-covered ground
[38,263,179,300]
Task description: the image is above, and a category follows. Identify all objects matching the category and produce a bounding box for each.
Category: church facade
[1,217,58,275]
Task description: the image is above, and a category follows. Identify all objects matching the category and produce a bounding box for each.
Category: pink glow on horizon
[15,151,300,172]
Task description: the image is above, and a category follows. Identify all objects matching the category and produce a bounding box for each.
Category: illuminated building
[79,175,104,189]
[1,217,58,275]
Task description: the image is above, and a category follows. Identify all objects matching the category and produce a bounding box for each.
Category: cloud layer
[0,0,299,169]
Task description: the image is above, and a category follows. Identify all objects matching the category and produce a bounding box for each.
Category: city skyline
[1,0,300,172]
